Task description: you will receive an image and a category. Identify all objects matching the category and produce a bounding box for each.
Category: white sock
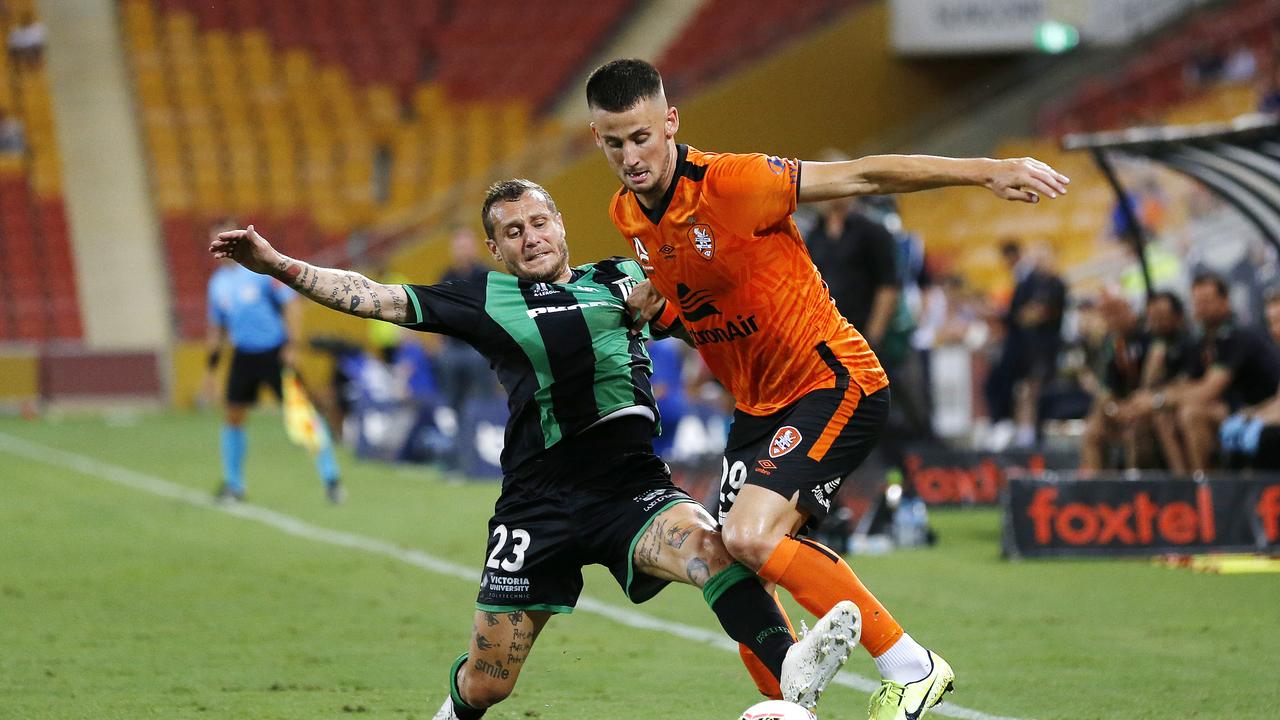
[873,633,933,684]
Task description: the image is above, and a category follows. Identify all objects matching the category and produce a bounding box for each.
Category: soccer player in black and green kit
[210,179,860,719]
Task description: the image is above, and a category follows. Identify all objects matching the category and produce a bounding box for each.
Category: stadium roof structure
[1063,114,1280,296]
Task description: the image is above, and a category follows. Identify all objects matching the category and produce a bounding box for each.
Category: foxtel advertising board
[1003,477,1280,557]
[905,448,1076,506]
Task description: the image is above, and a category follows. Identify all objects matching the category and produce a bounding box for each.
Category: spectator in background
[0,106,23,154]
[1119,291,1199,474]
[1218,291,1280,470]
[985,239,1067,449]
[801,153,899,350]
[7,12,45,69]
[1162,273,1280,474]
[434,226,497,467]
[1079,293,1145,477]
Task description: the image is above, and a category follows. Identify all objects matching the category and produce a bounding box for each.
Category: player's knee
[720,523,782,572]
[457,671,514,710]
[691,527,735,578]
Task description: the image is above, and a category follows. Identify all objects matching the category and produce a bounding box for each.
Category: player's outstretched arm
[209,225,411,323]
[797,154,1070,204]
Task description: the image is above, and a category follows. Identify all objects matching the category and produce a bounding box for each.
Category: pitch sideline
[0,431,1027,720]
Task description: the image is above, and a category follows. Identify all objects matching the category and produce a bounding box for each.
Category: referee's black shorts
[226,345,285,406]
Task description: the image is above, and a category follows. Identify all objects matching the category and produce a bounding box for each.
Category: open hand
[209,224,282,275]
[986,157,1070,204]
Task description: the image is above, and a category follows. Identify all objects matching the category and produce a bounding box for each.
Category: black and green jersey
[400,257,658,475]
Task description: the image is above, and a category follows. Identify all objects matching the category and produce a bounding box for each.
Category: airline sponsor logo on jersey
[688,224,715,260]
[769,426,802,458]
[676,283,721,321]
[689,315,759,346]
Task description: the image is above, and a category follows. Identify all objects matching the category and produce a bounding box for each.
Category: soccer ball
[739,700,817,720]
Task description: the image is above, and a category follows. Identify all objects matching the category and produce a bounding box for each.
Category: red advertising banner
[1003,477,1280,557]
[905,447,1077,506]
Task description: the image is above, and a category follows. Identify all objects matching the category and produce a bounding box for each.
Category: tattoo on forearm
[508,610,524,626]
[484,612,499,627]
[476,634,496,651]
[274,256,400,322]
[686,557,710,586]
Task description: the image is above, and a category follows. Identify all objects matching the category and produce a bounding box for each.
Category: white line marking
[0,432,1027,720]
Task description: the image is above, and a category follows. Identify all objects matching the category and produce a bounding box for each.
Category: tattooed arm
[209,225,410,323]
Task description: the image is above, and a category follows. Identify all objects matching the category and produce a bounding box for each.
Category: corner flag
[282,369,333,455]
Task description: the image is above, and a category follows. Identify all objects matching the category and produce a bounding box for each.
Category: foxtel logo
[1026,486,1217,546]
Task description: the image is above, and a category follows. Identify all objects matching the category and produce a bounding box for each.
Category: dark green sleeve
[400,280,486,338]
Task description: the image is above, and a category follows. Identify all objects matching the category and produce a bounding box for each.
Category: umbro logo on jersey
[659,244,676,259]
[676,284,721,321]
[769,426,801,458]
[688,224,715,260]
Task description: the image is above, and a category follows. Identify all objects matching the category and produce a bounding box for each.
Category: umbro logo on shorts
[769,426,801,458]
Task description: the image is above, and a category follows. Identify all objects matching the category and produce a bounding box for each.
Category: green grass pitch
[1,412,1276,719]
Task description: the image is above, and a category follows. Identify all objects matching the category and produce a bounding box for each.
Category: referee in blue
[203,218,343,503]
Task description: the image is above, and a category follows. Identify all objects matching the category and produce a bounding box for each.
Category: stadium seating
[1038,0,1280,135]
[120,0,636,340]
[0,0,82,343]
[656,0,861,97]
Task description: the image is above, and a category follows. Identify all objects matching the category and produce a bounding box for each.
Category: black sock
[703,563,792,679]
[449,653,486,720]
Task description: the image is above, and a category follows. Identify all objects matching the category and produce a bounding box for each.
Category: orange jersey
[609,145,889,416]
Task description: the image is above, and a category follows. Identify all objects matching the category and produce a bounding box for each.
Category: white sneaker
[432,697,461,720]
[781,600,862,711]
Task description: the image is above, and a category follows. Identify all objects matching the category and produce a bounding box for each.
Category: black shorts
[476,416,697,615]
[226,346,285,406]
[716,385,889,532]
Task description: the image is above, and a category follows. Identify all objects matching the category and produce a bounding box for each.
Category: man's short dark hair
[481,179,557,239]
[586,59,663,112]
[1147,289,1185,317]
[1191,271,1229,299]
[999,238,1022,259]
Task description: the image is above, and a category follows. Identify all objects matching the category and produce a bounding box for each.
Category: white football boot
[780,600,862,711]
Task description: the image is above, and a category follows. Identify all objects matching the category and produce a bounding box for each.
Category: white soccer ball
[739,700,817,720]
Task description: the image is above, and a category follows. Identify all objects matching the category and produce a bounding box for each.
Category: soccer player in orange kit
[585,59,1070,720]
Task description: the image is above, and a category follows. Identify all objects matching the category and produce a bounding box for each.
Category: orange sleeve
[704,152,800,235]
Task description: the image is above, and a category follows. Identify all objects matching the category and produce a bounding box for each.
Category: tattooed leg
[454,609,552,711]
[631,502,733,588]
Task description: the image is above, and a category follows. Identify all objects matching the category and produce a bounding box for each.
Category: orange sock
[739,644,782,699]
[759,535,903,657]
[738,589,796,699]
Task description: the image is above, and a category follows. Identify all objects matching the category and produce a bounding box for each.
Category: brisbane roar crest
[769,426,802,458]
[688,224,715,260]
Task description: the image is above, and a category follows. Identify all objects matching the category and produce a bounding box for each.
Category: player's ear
[589,122,603,148]
[666,106,679,139]
[485,238,502,263]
